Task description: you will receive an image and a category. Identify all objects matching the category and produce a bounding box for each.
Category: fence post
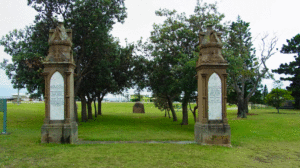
[0,99,7,134]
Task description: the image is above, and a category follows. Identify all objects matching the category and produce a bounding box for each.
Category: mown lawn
[0,102,299,167]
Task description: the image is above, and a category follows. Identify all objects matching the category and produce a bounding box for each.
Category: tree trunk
[164,110,166,117]
[181,101,188,125]
[189,102,197,123]
[86,94,93,120]
[94,99,97,118]
[166,96,177,121]
[74,96,79,122]
[192,105,197,122]
[87,100,93,120]
[74,99,79,124]
[168,110,170,118]
[80,93,87,122]
[74,99,78,123]
[277,108,280,113]
[237,98,248,118]
[97,96,103,115]
[74,78,83,122]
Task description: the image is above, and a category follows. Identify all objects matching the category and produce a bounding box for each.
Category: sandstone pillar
[41,22,78,144]
[194,25,231,146]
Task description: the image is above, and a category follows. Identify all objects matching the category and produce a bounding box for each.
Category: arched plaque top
[50,71,64,120]
[208,73,222,120]
[50,71,64,85]
[208,73,221,86]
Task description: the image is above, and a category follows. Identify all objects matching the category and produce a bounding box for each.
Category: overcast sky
[0,0,299,98]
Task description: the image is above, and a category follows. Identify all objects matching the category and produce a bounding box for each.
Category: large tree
[139,1,225,124]
[1,0,132,121]
[272,34,300,109]
[224,16,278,118]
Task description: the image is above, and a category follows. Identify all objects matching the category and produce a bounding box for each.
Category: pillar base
[41,121,78,144]
[194,122,231,147]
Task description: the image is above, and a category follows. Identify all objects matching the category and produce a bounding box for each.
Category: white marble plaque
[50,72,64,120]
[208,73,222,120]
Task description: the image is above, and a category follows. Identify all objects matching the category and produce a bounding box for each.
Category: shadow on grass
[77,113,195,141]
[265,112,299,114]
[80,114,194,131]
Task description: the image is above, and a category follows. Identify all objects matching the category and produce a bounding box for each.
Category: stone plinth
[133,102,145,113]
[41,121,78,143]
[194,122,231,147]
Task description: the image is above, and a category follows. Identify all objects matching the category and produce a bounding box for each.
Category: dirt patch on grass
[253,152,288,164]
[266,112,299,114]
[254,156,270,163]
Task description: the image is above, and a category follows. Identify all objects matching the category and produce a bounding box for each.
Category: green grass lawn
[0,102,300,167]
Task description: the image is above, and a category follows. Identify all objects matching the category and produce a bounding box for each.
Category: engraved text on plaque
[208,73,222,120]
[50,71,64,120]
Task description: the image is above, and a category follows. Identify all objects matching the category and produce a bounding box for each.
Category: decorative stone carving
[197,26,227,65]
[194,25,231,147]
[45,22,74,63]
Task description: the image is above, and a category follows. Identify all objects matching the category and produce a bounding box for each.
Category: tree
[272,34,300,109]
[152,93,171,118]
[139,1,225,124]
[29,92,42,101]
[0,0,131,121]
[262,84,269,101]
[265,88,294,113]
[224,16,278,118]
[249,84,264,104]
[227,81,264,105]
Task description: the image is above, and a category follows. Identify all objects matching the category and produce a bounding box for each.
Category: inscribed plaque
[208,73,222,120]
[50,72,64,120]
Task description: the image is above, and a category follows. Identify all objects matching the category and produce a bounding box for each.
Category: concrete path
[77,140,196,145]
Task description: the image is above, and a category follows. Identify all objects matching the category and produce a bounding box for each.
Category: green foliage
[265,88,294,113]
[249,84,264,104]
[272,34,300,109]
[139,1,226,123]
[224,16,256,117]
[29,93,42,100]
[1,0,128,99]
[262,84,269,100]
[0,23,48,94]
[152,93,170,112]
[224,16,277,118]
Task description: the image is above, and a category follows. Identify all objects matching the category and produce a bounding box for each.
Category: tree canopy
[265,88,294,113]
[272,34,300,109]
[138,1,226,124]
[223,16,278,118]
[0,0,136,121]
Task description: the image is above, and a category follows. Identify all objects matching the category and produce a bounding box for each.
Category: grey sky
[0,0,299,97]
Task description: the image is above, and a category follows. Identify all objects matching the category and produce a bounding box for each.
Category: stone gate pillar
[41,22,78,144]
[194,25,231,146]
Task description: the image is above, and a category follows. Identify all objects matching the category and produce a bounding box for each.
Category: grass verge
[0,102,299,167]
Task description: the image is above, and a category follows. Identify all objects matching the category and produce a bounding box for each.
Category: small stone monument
[133,102,145,113]
[194,25,231,146]
[41,22,78,143]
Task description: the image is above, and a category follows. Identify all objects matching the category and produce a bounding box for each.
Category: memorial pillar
[194,25,231,146]
[41,22,78,144]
